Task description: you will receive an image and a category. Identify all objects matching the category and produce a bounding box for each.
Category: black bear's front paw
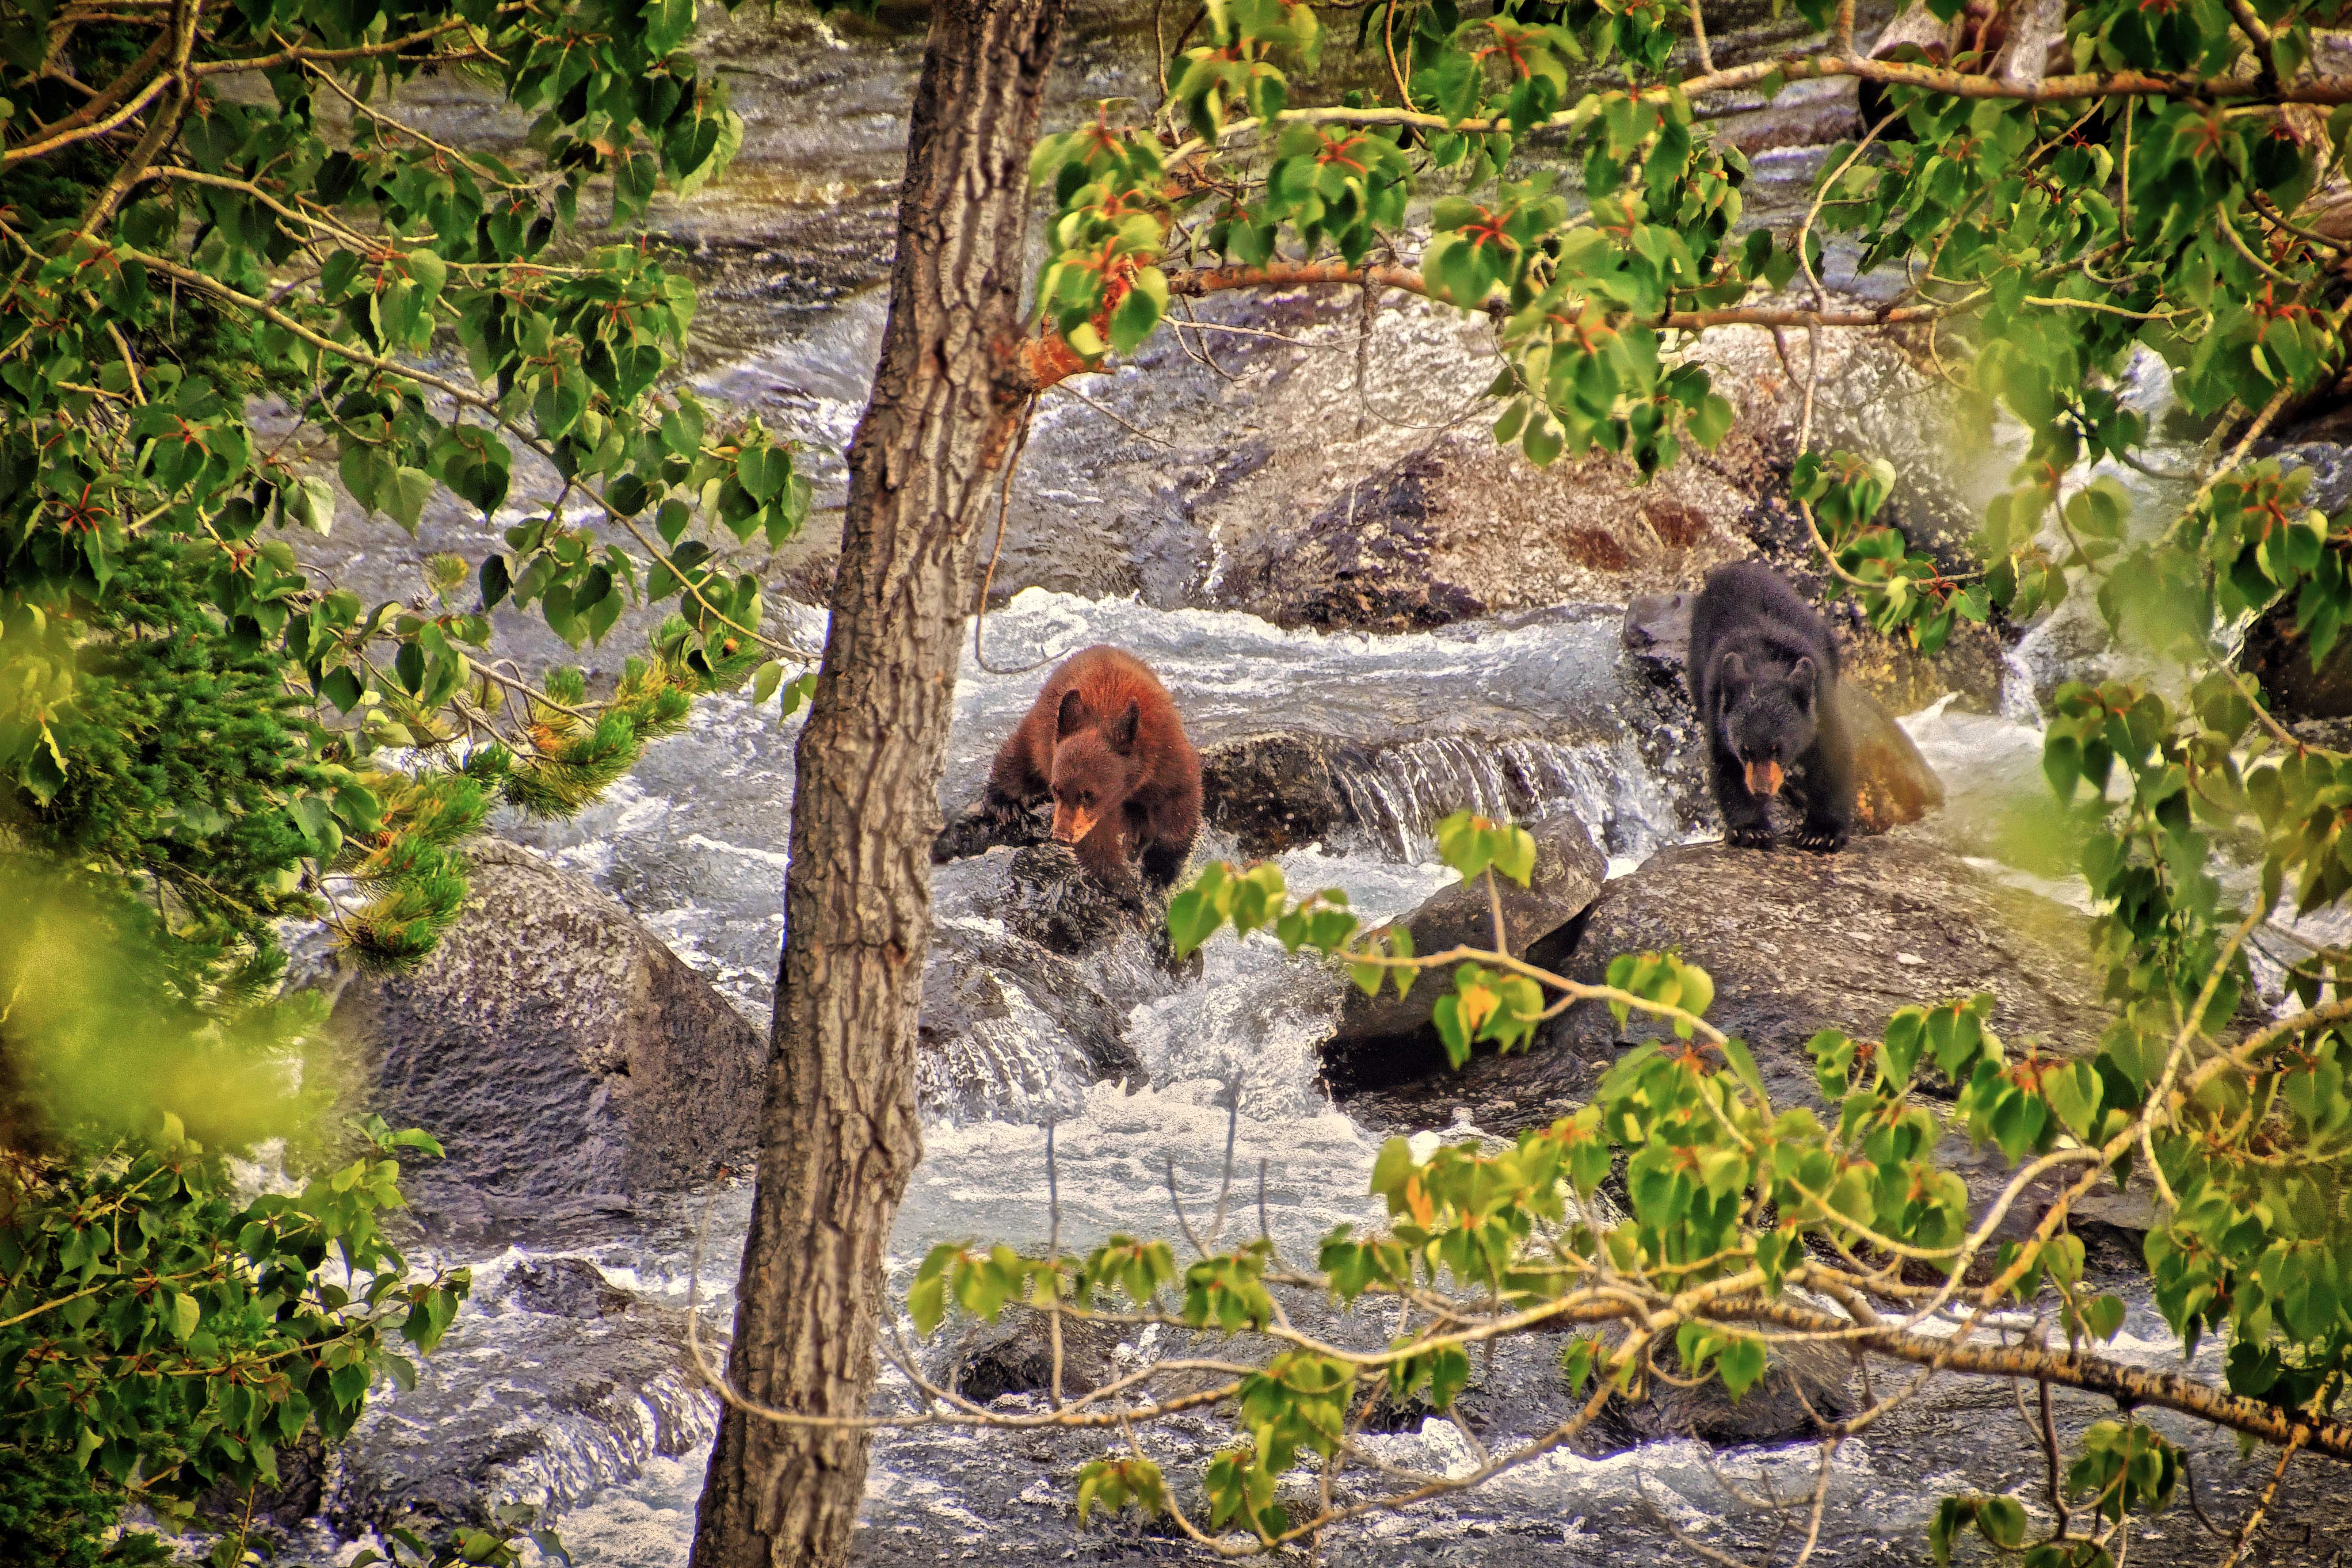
[1792,822,1849,854]
[1725,824,1776,849]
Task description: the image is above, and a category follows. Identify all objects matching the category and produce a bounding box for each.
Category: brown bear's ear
[1109,699,1141,754]
[1057,688,1087,739]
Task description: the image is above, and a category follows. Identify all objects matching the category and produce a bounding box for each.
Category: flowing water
[335,583,2338,1568]
[288,4,2352,1562]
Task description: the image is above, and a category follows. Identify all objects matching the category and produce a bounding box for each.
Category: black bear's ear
[1717,650,1746,687]
[1790,656,1817,707]
[1109,699,1141,754]
[1057,689,1087,738]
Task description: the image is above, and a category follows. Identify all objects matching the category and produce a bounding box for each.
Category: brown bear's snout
[1052,804,1098,844]
[1744,759,1784,798]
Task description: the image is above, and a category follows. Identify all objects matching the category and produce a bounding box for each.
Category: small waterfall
[1998,640,2047,729]
[499,1368,719,1517]
[913,940,1117,1126]
[1334,734,1689,862]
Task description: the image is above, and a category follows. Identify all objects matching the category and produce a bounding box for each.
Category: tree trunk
[688,1,1070,1563]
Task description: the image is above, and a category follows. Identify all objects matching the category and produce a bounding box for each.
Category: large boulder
[1346,830,2154,1275]
[1199,733,1347,856]
[1322,813,1606,1095]
[332,839,766,1225]
[1845,680,1948,832]
[2242,589,2352,721]
[1604,1336,1856,1448]
[1207,325,1999,635]
[1347,828,2110,1133]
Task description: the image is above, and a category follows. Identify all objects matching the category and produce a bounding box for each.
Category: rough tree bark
[688,0,1071,1563]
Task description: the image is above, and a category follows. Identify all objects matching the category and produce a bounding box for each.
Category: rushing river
[372,612,2336,1568]
[275,0,2352,1560]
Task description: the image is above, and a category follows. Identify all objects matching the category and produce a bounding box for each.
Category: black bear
[1688,561,1854,853]
[976,646,1202,892]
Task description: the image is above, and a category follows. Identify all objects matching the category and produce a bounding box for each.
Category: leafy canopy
[1,0,816,980]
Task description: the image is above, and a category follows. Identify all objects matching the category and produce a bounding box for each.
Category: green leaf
[1719,1035,1767,1105]
[1167,863,1235,956]
[385,466,434,534]
[1491,824,1536,887]
[909,1244,957,1337]
[286,475,336,535]
[1433,992,1471,1068]
[780,672,819,717]
[1976,1495,2028,1550]
[321,667,365,713]
[1108,267,1169,356]
[1715,1334,1765,1401]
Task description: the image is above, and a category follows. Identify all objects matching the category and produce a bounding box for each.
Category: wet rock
[1200,733,1348,856]
[197,1430,328,1539]
[1605,1337,1857,1447]
[935,1309,1128,1404]
[2255,438,2352,515]
[1208,325,1991,634]
[326,1263,716,1537]
[2291,714,2352,750]
[915,903,1147,1120]
[999,842,1157,955]
[502,1255,637,1319]
[1715,82,1861,156]
[1214,450,1493,631]
[332,840,766,1228]
[1348,828,2109,1133]
[1842,680,1947,833]
[1832,611,2009,717]
[2242,591,2352,721]
[1211,334,1784,632]
[1623,588,1693,676]
[1619,596,1945,835]
[1547,829,2111,1096]
[2070,1184,2163,1275]
[1323,813,1606,1095]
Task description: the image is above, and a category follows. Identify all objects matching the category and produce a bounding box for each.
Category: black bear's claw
[1793,826,1849,854]
[1726,825,1775,849]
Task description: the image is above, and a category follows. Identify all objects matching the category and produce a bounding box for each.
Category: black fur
[1688,561,1855,853]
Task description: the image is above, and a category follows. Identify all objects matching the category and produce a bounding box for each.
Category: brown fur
[982,647,1202,893]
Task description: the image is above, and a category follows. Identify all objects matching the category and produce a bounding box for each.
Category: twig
[1166,1154,1212,1258]
[1384,0,1413,109]
[2040,1375,2071,1537]
[1208,1075,1243,1247]
[2217,1427,2306,1568]
[1048,379,1176,447]
[1639,1473,1765,1568]
[972,394,1050,676]
[1689,0,1716,76]
[2177,1454,2232,1538]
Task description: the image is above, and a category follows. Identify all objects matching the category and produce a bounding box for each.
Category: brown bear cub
[977,646,1202,893]
[1688,561,1855,853]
